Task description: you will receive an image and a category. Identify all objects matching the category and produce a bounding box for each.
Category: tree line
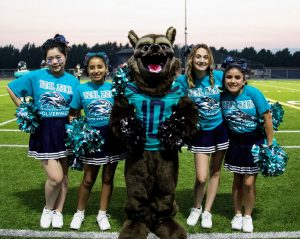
[0,42,299,69]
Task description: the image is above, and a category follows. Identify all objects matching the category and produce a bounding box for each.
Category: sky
[1,0,300,52]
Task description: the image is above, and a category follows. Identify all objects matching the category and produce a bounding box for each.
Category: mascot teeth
[148,64,162,73]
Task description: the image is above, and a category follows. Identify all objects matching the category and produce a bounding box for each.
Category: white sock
[98,210,106,215]
[76,209,85,215]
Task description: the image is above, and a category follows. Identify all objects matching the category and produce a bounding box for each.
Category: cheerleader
[7,34,79,229]
[68,52,125,231]
[220,57,274,232]
[176,43,229,229]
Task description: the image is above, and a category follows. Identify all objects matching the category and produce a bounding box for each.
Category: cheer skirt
[224,130,263,174]
[188,122,229,153]
[28,117,71,160]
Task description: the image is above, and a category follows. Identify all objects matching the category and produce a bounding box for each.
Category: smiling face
[87,57,107,84]
[192,47,210,73]
[224,67,246,95]
[46,47,66,76]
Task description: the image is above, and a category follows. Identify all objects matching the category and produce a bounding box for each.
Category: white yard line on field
[267,98,300,110]
[0,229,300,239]
[0,118,16,126]
[252,82,300,92]
[0,93,8,97]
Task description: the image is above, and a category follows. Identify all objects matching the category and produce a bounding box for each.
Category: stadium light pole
[184,0,188,68]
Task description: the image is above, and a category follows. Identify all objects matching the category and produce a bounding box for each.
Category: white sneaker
[231,214,243,230]
[201,211,212,228]
[40,207,53,229]
[242,215,254,233]
[52,211,63,228]
[186,207,202,226]
[70,212,85,230]
[96,213,111,231]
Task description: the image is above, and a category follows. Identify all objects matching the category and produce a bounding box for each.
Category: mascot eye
[160,44,168,50]
[142,45,150,51]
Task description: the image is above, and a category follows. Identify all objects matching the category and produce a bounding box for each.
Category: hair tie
[42,34,69,50]
[84,52,109,67]
[221,56,248,71]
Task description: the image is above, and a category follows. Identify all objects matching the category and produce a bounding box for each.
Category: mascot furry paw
[110,27,198,239]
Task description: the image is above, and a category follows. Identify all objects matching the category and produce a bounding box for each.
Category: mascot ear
[128,30,139,48]
[166,27,176,45]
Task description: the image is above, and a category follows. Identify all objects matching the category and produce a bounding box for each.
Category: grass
[0,79,300,236]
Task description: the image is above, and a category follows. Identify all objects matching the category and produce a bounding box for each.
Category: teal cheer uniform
[176,70,229,153]
[221,85,271,174]
[70,81,126,164]
[8,69,79,160]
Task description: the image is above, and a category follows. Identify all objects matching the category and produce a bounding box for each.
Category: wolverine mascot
[110,27,198,239]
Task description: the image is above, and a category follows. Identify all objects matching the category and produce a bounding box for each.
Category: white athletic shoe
[70,212,85,230]
[96,213,111,231]
[201,211,212,229]
[231,214,243,230]
[186,207,202,226]
[52,211,63,228]
[40,207,53,229]
[242,215,254,233]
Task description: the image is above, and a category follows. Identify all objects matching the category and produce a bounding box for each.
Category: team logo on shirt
[195,96,220,117]
[87,99,112,117]
[224,109,258,131]
[40,92,66,108]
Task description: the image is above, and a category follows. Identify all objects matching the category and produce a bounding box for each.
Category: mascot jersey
[70,82,113,127]
[8,69,79,118]
[125,81,184,150]
[176,70,223,130]
[221,85,270,134]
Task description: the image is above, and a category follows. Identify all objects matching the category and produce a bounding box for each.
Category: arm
[7,86,21,107]
[263,110,274,146]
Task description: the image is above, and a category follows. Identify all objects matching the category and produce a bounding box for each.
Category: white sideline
[0,229,300,239]
[0,118,16,126]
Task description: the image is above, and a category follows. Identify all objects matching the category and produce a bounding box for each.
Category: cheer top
[8,69,79,118]
[124,81,184,151]
[221,85,270,134]
[176,70,223,130]
[70,82,113,127]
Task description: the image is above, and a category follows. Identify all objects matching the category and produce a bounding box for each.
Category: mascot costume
[110,27,198,239]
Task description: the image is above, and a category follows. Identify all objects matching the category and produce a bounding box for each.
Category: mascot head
[127,27,181,96]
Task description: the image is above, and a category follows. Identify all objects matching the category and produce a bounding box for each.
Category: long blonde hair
[185,43,215,88]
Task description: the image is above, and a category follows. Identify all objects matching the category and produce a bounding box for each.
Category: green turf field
[0,79,299,235]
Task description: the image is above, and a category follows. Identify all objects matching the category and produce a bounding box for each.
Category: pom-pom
[251,142,288,177]
[65,117,105,157]
[259,102,284,132]
[157,111,186,152]
[67,156,83,171]
[112,66,131,96]
[15,101,41,133]
[119,115,146,154]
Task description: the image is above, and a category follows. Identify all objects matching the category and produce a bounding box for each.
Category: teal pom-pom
[270,102,284,131]
[112,66,131,96]
[251,141,288,177]
[68,156,83,171]
[259,102,284,132]
[65,117,105,157]
[15,101,41,133]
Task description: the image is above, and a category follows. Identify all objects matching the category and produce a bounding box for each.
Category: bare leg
[193,153,210,208]
[53,157,68,212]
[77,164,100,210]
[41,159,65,210]
[232,173,244,215]
[243,174,257,216]
[204,150,225,212]
[99,162,118,211]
